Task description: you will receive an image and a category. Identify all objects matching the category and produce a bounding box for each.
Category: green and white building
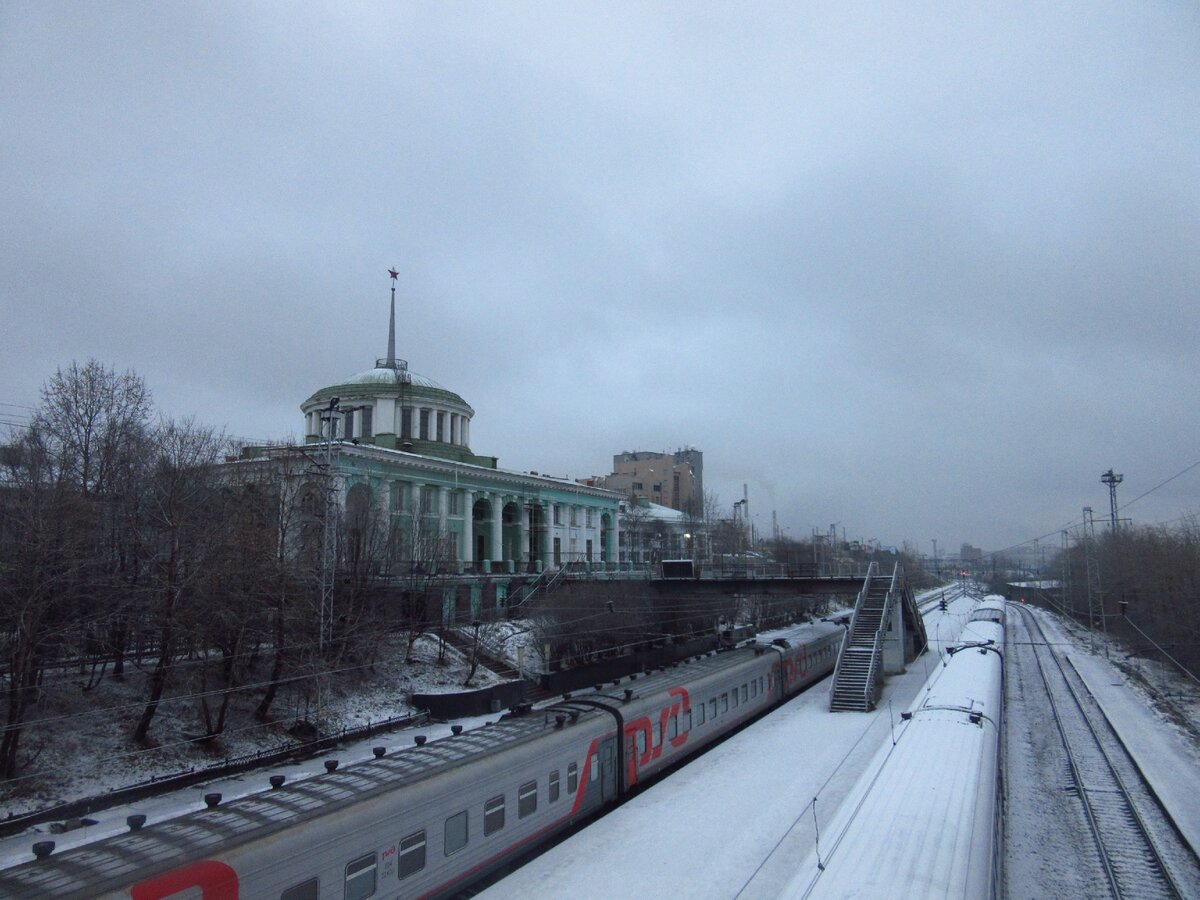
[248,284,621,575]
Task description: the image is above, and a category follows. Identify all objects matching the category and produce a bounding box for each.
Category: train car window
[760,676,765,694]
[683,710,691,732]
[636,729,647,755]
[653,722,662,746]
[721,693,728,713]
[398,830,426,879]
[519,780,538,817]
[709,698,717,719]
[484,795,505,835]
[549,769,560,802]
[345,853,377,900]
[696,703,705,725]
[445,811,469,856]
[668,714,678,740]
[281,878,319,900]
[751,680,756,698]
[741,685,748,703]
[732,689,739,708]
[568,762,578,793]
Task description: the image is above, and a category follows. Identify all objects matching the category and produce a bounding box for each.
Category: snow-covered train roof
[786,617,1004,898]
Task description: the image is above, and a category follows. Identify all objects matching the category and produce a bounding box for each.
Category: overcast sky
[3,2,1198,554]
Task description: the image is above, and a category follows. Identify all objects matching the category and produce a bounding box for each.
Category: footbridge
[829,562,929,711]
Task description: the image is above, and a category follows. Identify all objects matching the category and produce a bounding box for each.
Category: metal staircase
[830,563,892,711]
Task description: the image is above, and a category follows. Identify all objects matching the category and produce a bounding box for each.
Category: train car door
[598,737,618,802]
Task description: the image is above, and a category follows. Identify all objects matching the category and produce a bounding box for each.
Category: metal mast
[1082,506,1106,652]
[1100,468,1123,533]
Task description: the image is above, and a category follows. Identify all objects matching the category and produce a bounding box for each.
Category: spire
[386,267,399,367]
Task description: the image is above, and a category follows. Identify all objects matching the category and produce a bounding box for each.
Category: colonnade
[373,478,615,571]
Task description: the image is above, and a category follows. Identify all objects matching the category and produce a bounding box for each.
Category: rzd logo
[623,687,690,786]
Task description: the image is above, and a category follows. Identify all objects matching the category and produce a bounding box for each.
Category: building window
[390,482,405,512]
[419,409,430,440]
[570,507,578,526]
[398,831,426,879]
[421,485,435,514]
[449,492,461,515]
[585,508,593,527]
[360,406,372,438]
[553,505,561,525]
[586,539,593,562]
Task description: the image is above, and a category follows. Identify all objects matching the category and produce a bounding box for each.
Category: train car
[784,600,1005,899]
[0,621,843,900]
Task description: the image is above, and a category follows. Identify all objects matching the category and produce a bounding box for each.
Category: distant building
[586,448,703,515]
[618,498,691,565]
[960,543,983,563]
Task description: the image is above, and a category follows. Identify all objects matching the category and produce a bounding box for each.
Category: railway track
[1017,604,1200,899]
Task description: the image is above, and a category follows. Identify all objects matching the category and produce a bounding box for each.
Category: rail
[1018,604,1190,898]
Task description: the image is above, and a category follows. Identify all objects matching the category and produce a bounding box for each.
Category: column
[462,491,474,566]
[410,407,419,441]
[489,492,502,563]
[519,502,530,570]
[542,501,554,571]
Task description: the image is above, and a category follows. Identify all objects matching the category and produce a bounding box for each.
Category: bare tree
[34,360,152,497]
[132,418,228,745]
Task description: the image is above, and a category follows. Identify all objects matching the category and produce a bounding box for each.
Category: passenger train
[0,620,844,899]
[785,596,1006,899]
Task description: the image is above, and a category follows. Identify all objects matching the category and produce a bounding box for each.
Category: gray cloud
[3,2,1198,552]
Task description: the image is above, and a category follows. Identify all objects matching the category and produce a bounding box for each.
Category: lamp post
[316,396,341,735]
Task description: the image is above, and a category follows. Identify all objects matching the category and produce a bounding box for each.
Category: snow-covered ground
[0,631,503,840]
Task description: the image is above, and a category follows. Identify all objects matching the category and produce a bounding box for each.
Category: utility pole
[1082,507,1106,654]
[317,396,341,733]
[1100,469,1123,533]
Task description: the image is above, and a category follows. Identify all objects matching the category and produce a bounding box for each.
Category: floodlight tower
[1100,469,1123,533]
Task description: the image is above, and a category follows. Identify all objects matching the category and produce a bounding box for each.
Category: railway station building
[239,284,621,577]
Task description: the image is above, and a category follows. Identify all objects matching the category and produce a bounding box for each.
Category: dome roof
[341,367,448,390]
[303,361,472,414]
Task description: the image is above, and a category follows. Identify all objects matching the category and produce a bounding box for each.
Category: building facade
[595,448,703,515]
[242,284,622,574]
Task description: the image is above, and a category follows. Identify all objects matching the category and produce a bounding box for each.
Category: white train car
[785,599,1005,899]
[0,621,843,899]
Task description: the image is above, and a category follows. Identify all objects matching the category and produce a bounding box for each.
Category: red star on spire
[388,268,399,281]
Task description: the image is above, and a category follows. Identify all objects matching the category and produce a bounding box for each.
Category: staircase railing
[830,562,878,705]
[514,564,568,610]
[860,563,900,709]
